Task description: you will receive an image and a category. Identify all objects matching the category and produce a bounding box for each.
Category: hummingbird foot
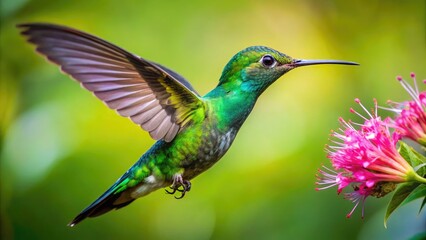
[165,174,191,199]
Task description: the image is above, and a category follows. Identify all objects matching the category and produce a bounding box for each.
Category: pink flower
[384,73,426,145]
[317,98,415,218]
[344,185,371,219]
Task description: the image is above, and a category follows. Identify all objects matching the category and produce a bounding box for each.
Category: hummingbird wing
[18,23,204,142]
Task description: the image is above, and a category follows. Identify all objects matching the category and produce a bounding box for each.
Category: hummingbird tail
[68,177,135,227]
[68,193,134,227]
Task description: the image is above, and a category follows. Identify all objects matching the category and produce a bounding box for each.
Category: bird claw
[165,174,191,199]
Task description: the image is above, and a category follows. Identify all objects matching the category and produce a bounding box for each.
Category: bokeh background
[1,0,425,239]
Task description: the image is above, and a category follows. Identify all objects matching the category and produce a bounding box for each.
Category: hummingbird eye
[260,55,276,68]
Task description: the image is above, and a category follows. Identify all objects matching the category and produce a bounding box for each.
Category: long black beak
[293,59,359,67]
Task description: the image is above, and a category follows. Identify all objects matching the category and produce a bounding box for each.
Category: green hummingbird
[18,23,358,227]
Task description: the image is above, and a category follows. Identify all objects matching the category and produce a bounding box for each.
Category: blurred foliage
[1,0,425,239]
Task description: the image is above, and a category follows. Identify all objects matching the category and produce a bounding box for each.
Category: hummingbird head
[218,46,358,95]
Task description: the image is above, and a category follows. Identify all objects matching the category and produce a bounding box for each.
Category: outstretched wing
[18,23,204,142]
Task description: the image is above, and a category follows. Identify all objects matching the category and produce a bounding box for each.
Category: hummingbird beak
[291,59,359,68]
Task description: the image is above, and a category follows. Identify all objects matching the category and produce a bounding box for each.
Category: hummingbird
[18,23,358,227]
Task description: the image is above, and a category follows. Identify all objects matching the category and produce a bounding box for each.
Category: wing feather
[18,23,205,142]
[152,116,174,140]
[164,124,180,142]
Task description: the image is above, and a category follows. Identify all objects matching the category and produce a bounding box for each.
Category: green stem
[412,172,426,184]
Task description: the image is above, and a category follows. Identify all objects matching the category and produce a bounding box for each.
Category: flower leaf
[398,141,412,164]
[419,196,426,214]
[412,148,426,164]
[398,142,426,175]
[412,150,426,177]
[402,184,426,206]
[384,181,420,228]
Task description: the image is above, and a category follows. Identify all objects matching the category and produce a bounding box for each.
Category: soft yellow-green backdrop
[1,0,425,239]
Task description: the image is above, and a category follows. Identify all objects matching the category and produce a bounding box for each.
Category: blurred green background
[1,0,425,239]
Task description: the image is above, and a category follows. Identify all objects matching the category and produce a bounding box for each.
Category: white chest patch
[130,175,165,198]
[217,130,233,156]
[145,175,157,183]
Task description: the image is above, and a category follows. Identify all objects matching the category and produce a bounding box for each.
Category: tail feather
[68,188,135,227]
[68,174,135,227]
